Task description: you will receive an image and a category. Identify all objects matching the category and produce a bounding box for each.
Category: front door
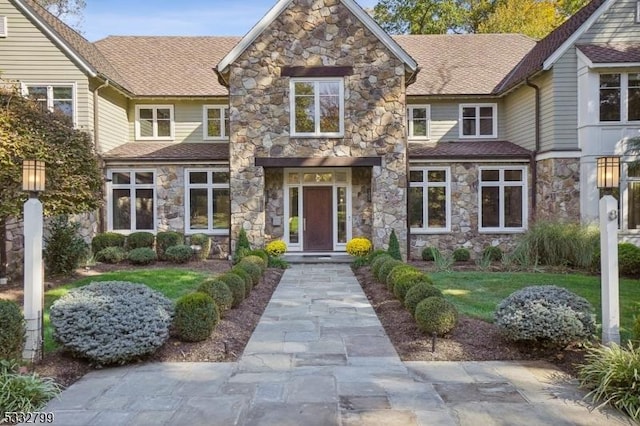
[303,187,333,251]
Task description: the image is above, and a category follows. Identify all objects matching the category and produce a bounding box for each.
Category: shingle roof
[394,34,536,96]
[496,0,608,93]
[103,143,229,162]
[94,37,241,97]
[577,43,640,63]
[409,141,531,160]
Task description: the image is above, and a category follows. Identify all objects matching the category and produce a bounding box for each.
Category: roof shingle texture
[103,143,229,161]
[409,141,531,159]
[577,43,640,63]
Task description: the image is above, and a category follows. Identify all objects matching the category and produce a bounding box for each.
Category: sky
[81,0,378,42]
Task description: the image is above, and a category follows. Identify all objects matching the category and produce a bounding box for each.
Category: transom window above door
[135,105,174,140]
[459,103,497,138]
[290,79,344,137]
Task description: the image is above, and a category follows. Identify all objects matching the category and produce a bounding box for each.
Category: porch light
[596,156,620,189]
[22,160,46,193]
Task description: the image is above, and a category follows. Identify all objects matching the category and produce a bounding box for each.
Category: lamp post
[22,159,45,362]
[596,156,621,345]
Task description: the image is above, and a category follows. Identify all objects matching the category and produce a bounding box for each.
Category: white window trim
[202,105,229,141]
[107,169,157,234]
[459,103,498,139]
[636,1,640,24]
[478,166,528,233]
[599,73,640,123]
[20,82,77,127]
[407,105,431,141]
[290,78,345,138]
[184,168,230,235]
[0,16,8,37]
[409,167,451,234]
[135,104,175,141]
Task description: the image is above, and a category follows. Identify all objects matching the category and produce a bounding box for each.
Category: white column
[599,195,620,345]
[23,197,43,361]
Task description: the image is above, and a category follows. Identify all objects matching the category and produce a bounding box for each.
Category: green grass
[430,271,640,342]
[43,269,207,352]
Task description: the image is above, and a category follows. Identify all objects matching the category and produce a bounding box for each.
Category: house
[1,0,639,274]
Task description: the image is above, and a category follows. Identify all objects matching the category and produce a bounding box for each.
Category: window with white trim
[479,167,527,232]
[135,105,174,140]
[203,106,229,140]
[108,170,155,232]
[599,73,640,122]
[23,83,74,121]
[290,79,344,137]
[185,169,230,233]
[459,103,497,138]
[409,167,450,232]
[407,105,430,140]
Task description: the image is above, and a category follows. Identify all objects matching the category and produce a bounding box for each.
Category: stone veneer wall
[352,167,373,239]
[265,168,285,242]
[535,158,580,223]
[227,0,408,258]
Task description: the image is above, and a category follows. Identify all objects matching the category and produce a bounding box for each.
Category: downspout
[525,79,541,221]
[93,80,110,234]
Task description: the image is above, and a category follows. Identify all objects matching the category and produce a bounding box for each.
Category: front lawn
[43,269,207,352]
[431,271,640,342]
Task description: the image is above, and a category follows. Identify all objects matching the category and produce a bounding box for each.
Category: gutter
[525,78,541,221]
[93,80,110,234]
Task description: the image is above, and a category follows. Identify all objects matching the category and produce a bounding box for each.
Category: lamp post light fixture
[596,156,621,345]
[22,159,45,362]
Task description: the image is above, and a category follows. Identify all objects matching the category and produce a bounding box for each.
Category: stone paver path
[35,264,632,425]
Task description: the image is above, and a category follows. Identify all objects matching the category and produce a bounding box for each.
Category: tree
[36,0,86,29]
[477,0,561,39]
[0,83,103,277]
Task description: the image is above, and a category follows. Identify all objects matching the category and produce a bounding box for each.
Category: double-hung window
[479,167,527,232]
[290,79,344,137]
[203,106,229,140]
[135,105,174,140]
[23,83,75,122]
[185,169,230,233]
[600,73,640,122]
[407,106,430,140]
[108,170,156,232]
[409,167,450,232]
[460,103,497,138]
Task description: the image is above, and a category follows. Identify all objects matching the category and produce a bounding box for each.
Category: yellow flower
[346,237,372,257]
[266,240,287,257]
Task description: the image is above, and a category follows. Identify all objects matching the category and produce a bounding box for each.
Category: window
[290,79,344,137]
[108,170,155,232]
[23,83,74,121]
[626,165,640,230]
[479,167,527,232]
[459,104,497,138]
[0,16,7,37]
[407,106,430,140]
[203,106,229,140]
[185,169,230,233]
[599,73,640,122]
[135,105,174,140]
[409,167,450,232]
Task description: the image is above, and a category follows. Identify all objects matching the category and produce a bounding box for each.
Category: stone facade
[535,158,581,223]
[227,0,409,257]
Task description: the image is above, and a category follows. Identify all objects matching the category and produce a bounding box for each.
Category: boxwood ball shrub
[237,260,262,286]
[265,240,287,257]
[376,258,403,284]
[393,274,432,303]
[219,273,246,308]
[242,255,267,273]
[128,247,157,265]
[126,231,155,250]
[346,237,373,257]
[365,249,387,265]
[91,232,126,254]
[404,282,444,316]
[50,281,173,365]
[248,249,269,264]
[232,266,254,293]
[387,264,422,292]
[164,245,193,264]
[95,246,127,264]
[452,248,471,262]
[0,300,25,360]
[197,278,233,315]
[371,254,393,279]
[190,233,211,260]
[494,285,596,348]
[421,247,436,261]
[173,292,219,342]
[415,297,458,336]
[483,245,503,262]
[156,231,184,260]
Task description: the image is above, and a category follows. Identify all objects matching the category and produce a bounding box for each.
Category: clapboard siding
[551,50,579,151]
[504,84,536,151]
[580,0,640,43]
[97,85,128,153]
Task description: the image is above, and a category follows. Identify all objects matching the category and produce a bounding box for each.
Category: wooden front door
[303,187,333,251]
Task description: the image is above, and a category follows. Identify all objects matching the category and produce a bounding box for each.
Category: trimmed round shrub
[164,245,193,264]
[197,278,233,315]
[421,247,436,261]
[415,297,458,336]
[248,249,269,264]
[494,285,596,348]
[156,231,184,260]
[95,246,127,264]
[365,249,388,265]
[371,254,393,278]
[173,292,219,342]
[242,255,267,273]
[265,240,287,257]
[126,231,155,250]
[376,258,403,284]
[50,281,173,364]
[346,237,373,257]
[232,266,254,293]
[483,246,503,262]
[453,248,471,262]
[0,300,25,360]
[404,282,444,316]
[128,247,157,265]
[219,273,246,308]
[387,264,422,292]
[237,260,262,286]
[618,243,640,277]
[91,232,125,254]
[393,273,432,303]
[190,233,211,260]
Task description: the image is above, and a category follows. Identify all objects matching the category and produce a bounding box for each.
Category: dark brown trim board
[281,66,354,77]
[255,157,382,167]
